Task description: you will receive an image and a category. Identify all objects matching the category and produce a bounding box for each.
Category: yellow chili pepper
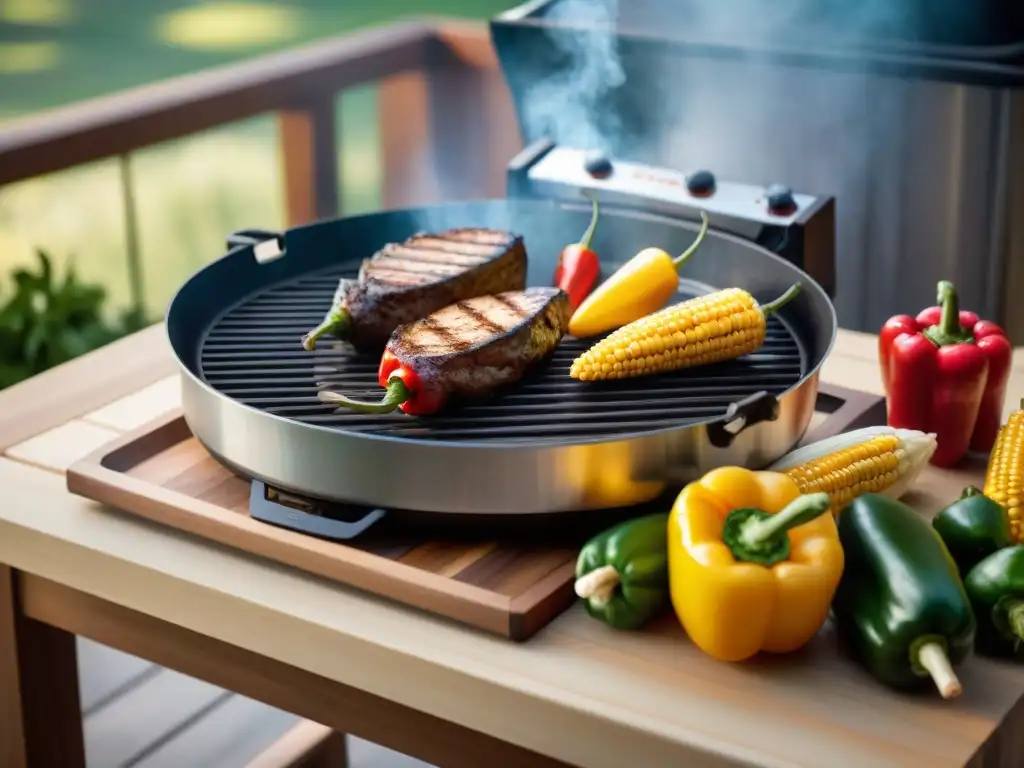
[568,211,709,338]
[667,466,844,662]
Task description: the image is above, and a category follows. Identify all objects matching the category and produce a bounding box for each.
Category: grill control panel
[506,139,837,299]
[523,145,817,226]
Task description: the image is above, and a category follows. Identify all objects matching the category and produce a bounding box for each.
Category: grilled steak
[388,287,572,399]
[301,228,527,351]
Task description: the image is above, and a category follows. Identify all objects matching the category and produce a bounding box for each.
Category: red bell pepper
[879,280,1012,468]
[318,349,446,416]
[554,193,602,309]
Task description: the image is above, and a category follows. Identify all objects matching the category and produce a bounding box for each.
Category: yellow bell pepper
[567,211,709,338]
[668,467,844,662]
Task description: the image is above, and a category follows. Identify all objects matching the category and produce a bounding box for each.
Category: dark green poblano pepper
[932,486,1013,576]
[964,546,1024,659]
[574,513,669,630]
[832,494,976,700]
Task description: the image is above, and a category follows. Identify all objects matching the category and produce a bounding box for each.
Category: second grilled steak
[301,228,527,351]
[388,287,572,400]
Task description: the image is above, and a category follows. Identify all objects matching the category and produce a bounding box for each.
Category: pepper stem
[319,378,410,415]
[671,210,710,268]
[916,641,962,700]
[739,492,832,549]
[923,280,973,347]
[578,192,600,250]
[721,492,832,567]
[1006,600,1024,642]
[302,305,351,351]
[759,283,802,316]
[938,281,959,335]
[574,564,620,607]
[960,486,984,499]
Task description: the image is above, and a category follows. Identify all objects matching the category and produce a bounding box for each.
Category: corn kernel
[985,405,1024,542]
[783,435,906,515]
[569,288,778,381]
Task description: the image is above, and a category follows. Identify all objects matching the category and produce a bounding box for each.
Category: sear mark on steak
[388,287,572,400]
[303,228,527,351]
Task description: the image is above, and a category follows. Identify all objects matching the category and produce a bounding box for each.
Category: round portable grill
[168,194,837,518]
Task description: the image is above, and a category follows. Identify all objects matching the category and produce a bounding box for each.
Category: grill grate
[199,266,806,443]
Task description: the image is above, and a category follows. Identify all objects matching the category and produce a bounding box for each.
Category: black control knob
[766,184,797,216]
[583,150,613,179]
[686,170,716,197]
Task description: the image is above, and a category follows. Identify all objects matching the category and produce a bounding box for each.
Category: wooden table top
[2,325,1024,768]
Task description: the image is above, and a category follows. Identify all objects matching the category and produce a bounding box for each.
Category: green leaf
[0,248,141,391]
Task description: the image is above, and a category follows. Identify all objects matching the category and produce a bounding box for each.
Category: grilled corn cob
[984,399,1024,542]
[568,284,801,381]
[769,426,937,514]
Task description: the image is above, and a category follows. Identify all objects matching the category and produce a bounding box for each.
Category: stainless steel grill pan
[166,198,836,515]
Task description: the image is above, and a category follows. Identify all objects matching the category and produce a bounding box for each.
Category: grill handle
[706,391,780,449]
[226,228,285,252]
[248,481,387,541]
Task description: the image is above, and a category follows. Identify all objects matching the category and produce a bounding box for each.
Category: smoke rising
[516,0,625,154]
[515,0,930,157]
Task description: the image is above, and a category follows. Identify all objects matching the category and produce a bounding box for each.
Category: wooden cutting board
[66,382,885,641]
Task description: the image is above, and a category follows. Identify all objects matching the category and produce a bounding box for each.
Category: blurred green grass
[0,0,513,318]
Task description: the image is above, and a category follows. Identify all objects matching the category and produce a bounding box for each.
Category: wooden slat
[0,22,434,186]
[20,575,570,768]
[245,722,348,768]
[83,376,181,433]
[0,565,28,768]
[5,419,121,474]
[434,19,502,71]
[84,667,228,768]
[278,98,340,226]
[378,71,437,208]
[378,42,521,208]
[0,324,172,451]
[346,736,430,768]
[0,566,85,768]
[133,694,299,768]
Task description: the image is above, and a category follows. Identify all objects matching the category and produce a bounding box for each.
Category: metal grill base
[199,266,806,444]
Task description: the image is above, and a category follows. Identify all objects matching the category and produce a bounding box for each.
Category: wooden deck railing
[0,18,522,292]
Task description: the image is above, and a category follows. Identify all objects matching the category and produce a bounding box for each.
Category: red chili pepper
[319,349,446,416]
[879,280,1012,467]
[554,194,602,309]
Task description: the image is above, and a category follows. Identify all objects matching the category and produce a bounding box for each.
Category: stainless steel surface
[652,65,1022,338]
[491,0,1024,340]
[526,147,819,227]
[167,199,836,515]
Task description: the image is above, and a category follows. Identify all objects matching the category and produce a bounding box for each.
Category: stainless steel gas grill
[490,0,1024,337]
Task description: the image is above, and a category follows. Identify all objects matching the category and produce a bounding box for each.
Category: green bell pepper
[964,545,1024,659]
[574,512,669,630]
[932,486,1013,576]
[832,493,976,699]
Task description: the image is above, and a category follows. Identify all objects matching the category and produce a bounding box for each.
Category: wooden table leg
[0,565,86,768]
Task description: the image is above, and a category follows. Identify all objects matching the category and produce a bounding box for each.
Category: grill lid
[492,0,1024,160]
